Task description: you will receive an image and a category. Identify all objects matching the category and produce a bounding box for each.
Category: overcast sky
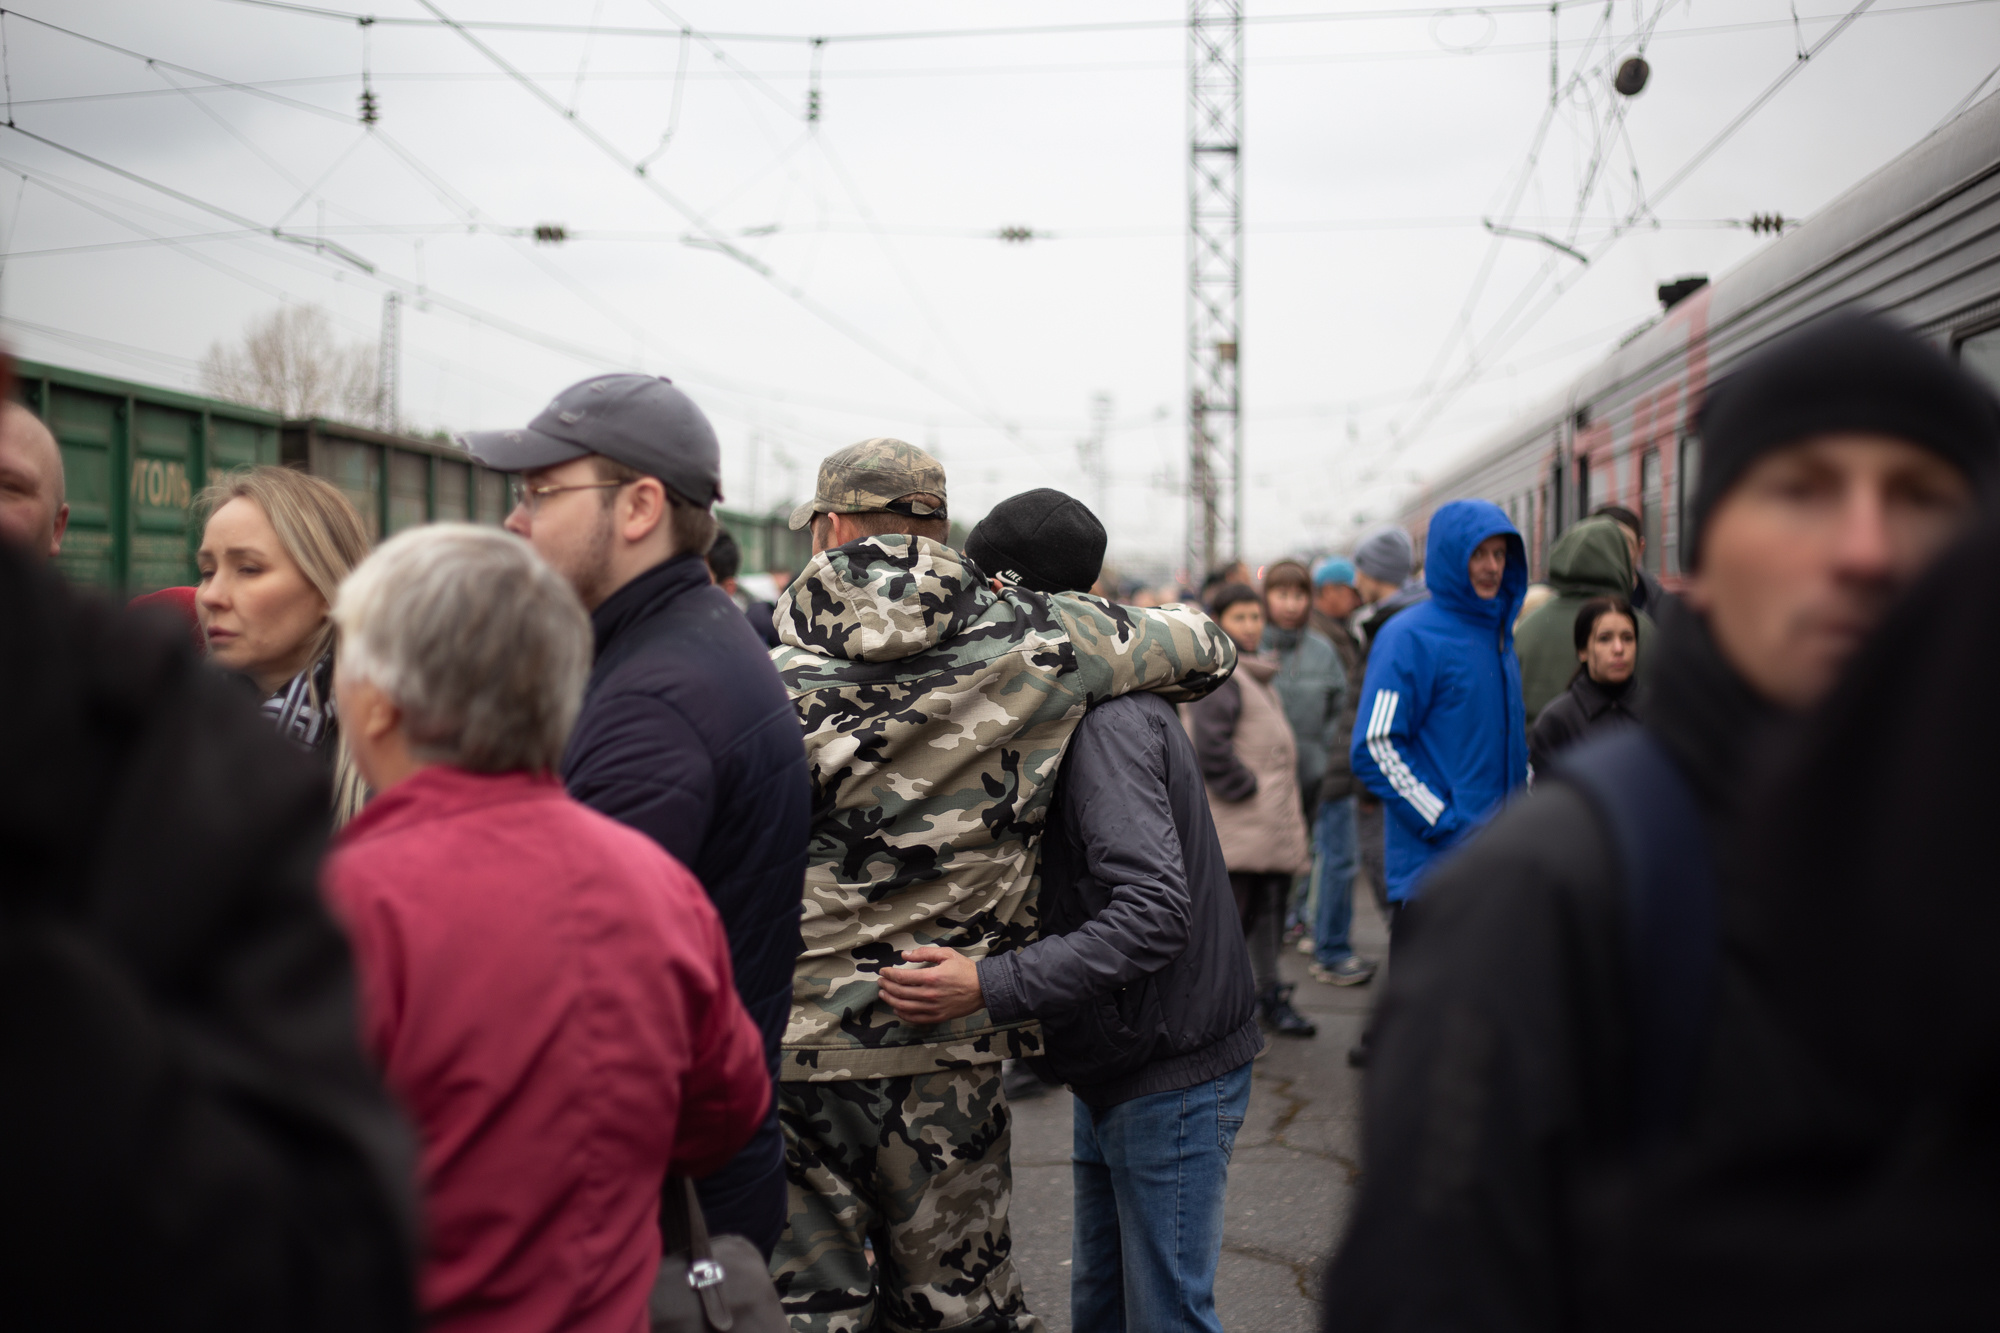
[4,0,1997,575]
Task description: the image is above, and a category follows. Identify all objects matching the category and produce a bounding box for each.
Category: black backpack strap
[1555,728,1719,1147]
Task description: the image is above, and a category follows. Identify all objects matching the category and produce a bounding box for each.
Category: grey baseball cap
[461,373,722,506]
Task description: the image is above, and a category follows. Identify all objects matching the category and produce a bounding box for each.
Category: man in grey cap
[768,439,1237,1332]
[1350,525,1425,651]
[465,374,811,1257]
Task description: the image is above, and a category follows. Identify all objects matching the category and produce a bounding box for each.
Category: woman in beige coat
[1184,583,1317,1038]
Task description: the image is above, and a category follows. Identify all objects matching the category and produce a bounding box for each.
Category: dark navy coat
[562,552,810,1255]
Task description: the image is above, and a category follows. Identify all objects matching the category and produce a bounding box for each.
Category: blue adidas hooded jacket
[1349,499,1529,902]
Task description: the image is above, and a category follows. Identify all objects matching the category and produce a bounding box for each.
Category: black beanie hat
[1688,308,2000,566]
[965,487,1108,594]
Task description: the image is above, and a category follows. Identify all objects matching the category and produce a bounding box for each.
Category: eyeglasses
[508,478,631,514]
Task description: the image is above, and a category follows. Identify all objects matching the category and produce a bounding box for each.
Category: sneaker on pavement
[1308,956,1377,987]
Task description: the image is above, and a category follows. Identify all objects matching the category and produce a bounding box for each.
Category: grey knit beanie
[1352,526,1415,585]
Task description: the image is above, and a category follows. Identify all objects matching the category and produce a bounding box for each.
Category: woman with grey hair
[320,524,771,1333]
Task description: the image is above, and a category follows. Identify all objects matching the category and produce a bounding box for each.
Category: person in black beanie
[882,488,1260,1333]
[963,485,1109,592]
[1323,307,2000,1332]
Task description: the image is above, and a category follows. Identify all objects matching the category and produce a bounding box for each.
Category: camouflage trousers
[772,1066,1044,1333]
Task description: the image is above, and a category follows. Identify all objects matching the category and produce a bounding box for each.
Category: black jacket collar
[1569,670,1635,722]
[1647,597,1790,818]
[589,553,711,662]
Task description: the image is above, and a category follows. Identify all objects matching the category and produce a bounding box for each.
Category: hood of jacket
[1546,516,1636,599]
[777,534,989,663]
[1422,498,1527,642]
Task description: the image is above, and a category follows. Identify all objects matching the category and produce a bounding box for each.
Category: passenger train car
[15,357,815,593]
[1398,90,2000,582]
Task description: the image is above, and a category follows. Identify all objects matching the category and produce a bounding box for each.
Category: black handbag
[649,1177,788,1333]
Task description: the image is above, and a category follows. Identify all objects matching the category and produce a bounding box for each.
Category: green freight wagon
[16,358,815,593]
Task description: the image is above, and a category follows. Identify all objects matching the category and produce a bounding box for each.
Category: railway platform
[1007,884,1391,1332]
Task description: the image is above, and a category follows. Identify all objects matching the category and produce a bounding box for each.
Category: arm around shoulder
[1060,597,1238,704]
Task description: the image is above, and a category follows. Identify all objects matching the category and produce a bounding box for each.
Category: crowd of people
[5,303,2000,1333]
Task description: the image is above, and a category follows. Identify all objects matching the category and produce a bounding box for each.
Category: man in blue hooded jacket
[1349,499,1528,916]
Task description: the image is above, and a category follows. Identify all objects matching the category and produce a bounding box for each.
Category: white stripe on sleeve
[1365,689,1446,825]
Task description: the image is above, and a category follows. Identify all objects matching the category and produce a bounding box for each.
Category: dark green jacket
[1514,517,1655,726]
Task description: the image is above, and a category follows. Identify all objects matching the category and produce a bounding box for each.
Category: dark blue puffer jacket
[1349,500,1528,903]
[562,552,810,1255]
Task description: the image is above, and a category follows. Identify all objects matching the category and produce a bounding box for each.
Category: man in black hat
[1322,309,2000,1330]
[879,488,1260,1333]
[465,375,810,1257]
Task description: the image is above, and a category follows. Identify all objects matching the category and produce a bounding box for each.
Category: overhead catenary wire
[1375,0,1872,463]
[1933,54,2000,129]
[0,7,1078,456]
[221,0,1612,44]
[406,0,1044,454]
[0,214,1787,253]
[14,1,1999,110]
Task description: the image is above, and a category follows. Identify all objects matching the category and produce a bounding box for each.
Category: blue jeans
[1312,796,1360,968]
[1071,1062,1252,1333]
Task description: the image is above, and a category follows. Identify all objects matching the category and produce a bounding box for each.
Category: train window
[475,468,508,524]
[1640,450,1662,577]
[321,440,381,542]
[387,451,429,535]
[1957,324,2000,394]
[1675,432,1701,575]
[435,459,470,521]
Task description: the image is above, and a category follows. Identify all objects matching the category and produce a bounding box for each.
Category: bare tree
[201,305,378,423]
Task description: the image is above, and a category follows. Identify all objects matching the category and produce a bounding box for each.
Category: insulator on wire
[1746,212,1788,235]
[997,225,1035,244]
[1613,56,1650,97]
[533,223,568,244]
[359,87,379,126]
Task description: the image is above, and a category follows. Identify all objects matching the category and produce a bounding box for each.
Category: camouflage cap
[787,438,948,531]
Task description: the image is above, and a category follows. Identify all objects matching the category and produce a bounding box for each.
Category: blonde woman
[196,466,372,824]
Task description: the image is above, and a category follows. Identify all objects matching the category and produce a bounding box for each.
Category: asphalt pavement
[1006,884,1391,1332]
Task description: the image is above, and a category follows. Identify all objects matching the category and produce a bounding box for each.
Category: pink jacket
[324,767,769,1333]
[1184,657,1313,875]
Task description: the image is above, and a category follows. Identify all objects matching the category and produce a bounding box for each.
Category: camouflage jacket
[772,535,1237,1081]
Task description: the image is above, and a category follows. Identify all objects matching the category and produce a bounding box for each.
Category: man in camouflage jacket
[768,439,1236,1333]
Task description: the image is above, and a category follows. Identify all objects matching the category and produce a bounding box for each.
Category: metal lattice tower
[377,290,401,433]
[1187,0,1242,583]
